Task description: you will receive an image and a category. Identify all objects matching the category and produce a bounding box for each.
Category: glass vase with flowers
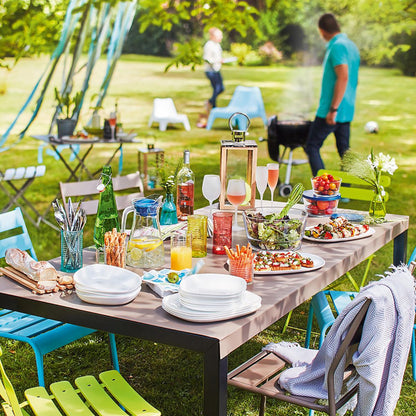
[341,149,398,221]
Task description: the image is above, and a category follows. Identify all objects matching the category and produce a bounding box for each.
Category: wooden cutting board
[0,266,45,294]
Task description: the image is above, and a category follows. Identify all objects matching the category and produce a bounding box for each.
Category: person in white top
[203,27,224,109]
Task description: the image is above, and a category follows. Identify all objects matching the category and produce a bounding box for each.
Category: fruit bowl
[311,173,341,196]
[243,208,307,251]
[303,190,340,216]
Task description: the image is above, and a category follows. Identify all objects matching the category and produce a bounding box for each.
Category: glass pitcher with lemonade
[121,195,165,269]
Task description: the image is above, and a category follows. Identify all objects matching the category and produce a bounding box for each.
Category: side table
[137,147,165,190]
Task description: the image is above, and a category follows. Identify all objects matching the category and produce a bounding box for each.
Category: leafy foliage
[54,88,83,119]
[164,39,204,72]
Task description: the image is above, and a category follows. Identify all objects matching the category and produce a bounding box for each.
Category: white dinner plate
[303,227,375,243]
[179,296,242,312]
[162,291,261,322]
[74,264,142,293]
[179,274,246,298]
[252,252,325,275]
[76,286,141,305]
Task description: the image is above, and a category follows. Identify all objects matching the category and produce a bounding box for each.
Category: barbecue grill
[265,115,312,197]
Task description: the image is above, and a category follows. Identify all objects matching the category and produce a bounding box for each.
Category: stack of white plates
[74,264,142,305]
[162,274,261,322]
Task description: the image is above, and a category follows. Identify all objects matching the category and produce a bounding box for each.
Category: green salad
[244,212,304,250]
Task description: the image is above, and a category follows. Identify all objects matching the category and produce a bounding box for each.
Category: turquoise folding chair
[0,207,119,386]
[0,347,160,416]
[206,86,268,130]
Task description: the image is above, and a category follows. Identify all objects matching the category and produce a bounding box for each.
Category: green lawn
[0,55,415,415]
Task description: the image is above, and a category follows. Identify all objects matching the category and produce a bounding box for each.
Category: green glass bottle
[94,166,120,257]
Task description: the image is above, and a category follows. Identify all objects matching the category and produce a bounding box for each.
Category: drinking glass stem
[234,206,238,227]
[208,200,213,218]
[110,126,115,140]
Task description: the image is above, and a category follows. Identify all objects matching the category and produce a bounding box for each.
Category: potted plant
[54,88,82,137]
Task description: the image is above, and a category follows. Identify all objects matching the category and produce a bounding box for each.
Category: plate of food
[253,251,325,275]
[303,216,374,242]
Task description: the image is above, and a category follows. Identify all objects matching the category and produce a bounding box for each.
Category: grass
[0,55,415,415]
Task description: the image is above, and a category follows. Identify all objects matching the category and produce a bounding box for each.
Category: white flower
[366,152,398,175]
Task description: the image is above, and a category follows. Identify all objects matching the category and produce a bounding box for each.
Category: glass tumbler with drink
[226,179,246,230]
[171,233,192,270]
[212,212,233,255]
[109,111,117,140]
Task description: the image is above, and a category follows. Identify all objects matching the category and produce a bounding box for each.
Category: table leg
[393,230,408,266]
[204,345,227,416]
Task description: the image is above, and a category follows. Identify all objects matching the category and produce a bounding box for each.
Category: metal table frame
[0,207,408,415]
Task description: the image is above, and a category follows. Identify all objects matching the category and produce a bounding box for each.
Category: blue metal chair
[306,247,416,381]
[0,207,119,386]
[206,86,268,130]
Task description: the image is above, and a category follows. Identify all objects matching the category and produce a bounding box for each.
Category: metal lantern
[219,113,258,210]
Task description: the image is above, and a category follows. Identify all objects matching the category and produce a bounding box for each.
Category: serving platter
[253,252,325,275]
[303,227,375,243]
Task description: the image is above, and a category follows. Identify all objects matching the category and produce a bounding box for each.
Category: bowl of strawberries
[311,173,341,196]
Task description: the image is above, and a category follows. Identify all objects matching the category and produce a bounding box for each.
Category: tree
[137,0,260,70]
[0,0,68,69]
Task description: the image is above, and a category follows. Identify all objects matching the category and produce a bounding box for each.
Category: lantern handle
[228,112,250,131]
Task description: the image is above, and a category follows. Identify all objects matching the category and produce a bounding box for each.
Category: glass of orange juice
[170,233,192,271]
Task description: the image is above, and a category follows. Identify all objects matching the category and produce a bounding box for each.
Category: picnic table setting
[0,113,412,416]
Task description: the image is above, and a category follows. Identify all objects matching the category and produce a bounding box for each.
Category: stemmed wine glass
[202,174,221,218]
[256,166,268,209]
[267,163,279,205]
[109,111,117,141]
[226,179,246,230]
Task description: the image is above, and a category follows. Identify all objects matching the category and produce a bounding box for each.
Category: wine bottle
[94,166,120,258]
[176,150,195,221]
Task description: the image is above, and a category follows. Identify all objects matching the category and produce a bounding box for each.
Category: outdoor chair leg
[108,333,120,372]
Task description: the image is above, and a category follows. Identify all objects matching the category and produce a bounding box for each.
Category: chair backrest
[0,207,36,260]
[317,169,391,202]
[153,98,178,118]
[60,172,144,216]
[229,86,265,112]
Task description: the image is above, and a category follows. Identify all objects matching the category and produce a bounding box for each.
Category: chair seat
[3,370,161,416]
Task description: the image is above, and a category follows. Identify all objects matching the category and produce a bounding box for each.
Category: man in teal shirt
[305,13,360,175]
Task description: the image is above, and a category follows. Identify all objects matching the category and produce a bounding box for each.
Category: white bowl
[74,264,142,294]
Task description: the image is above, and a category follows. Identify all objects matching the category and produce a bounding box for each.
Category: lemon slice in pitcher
[129,238,163,252]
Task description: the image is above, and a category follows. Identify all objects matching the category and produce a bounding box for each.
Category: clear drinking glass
[256,166,268,209]
[267,163,280,205]
[226,179,246,230]
[202,174,221,218]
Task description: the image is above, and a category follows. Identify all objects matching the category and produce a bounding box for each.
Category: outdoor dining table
[0,203,409,415]
[31,134,141,181]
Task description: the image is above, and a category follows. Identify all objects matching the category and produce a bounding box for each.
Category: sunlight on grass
[0,54,416,416]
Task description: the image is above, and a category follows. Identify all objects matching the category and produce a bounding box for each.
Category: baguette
[5,248,57,282]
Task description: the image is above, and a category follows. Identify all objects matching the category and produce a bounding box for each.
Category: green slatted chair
[0,348,161,416]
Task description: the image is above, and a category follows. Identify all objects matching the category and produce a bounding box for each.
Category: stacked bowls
[74,264,142,305]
